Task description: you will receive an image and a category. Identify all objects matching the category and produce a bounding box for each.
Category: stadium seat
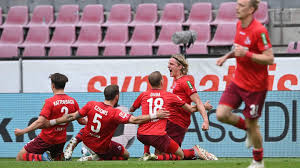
[48,45,71,56]
[47,26,75,46]
[156,3,184,26]
[23,45,46,57]
[126,24,155,46]
[99,25,128,46]
[128,3,157,26]
[103,45,126,56]
[0,8,2,25]
[77,4,104,26]
[183,3,212,26]
[76,45,99,56]
[102,4,131,26]
[153,24,182,46]
[51,5,79,27]
[287,41,300,53]
[254,1,269,24]
[211,2,238,25]
[1,6,28,27]
[207,23,236,46]
[0,45,18,58]
[72,25,102,47]
[26,5,54,27]
[186,43,208,54]
[0,26,23,45]
[156,44,180,56]
[20,26,49,47]
[189,23,211,43]
[129,44,153,56]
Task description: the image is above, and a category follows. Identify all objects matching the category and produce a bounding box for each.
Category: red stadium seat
[103,44,126,56]
[99,25,128,46]
[0,45,18,58]
[48,45,71,56]
[207,23,236,46]
[76,45,99,56]
[211,2,238,25]
[126,24,155,46]
[287,41,300,53]
[23,45,46,57]
[77,4,104,26]
[254,1,269,24]
[26,5,54,27]
[102,4,131,26]
[0,26,23,45]
[51,5,79,27]
[186,43,208,54]
[189,23,211,43]
[47,26,75,46]
[183,3,212,26]
[129,3,157,26]
[156,44,180,56]
[153,24,182,46]
[129,44,153,56]
[0,8,2,25]
[156,3,184,26]
[72,25,102,47]
[1,6,28,27]
[20,26,49,47]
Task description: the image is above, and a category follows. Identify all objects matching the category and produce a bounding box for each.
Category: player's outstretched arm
[129,106,137,112]
[190,93,209,131]
[14,116,48,136]
[128,108,169,124]
[216,51,235,66]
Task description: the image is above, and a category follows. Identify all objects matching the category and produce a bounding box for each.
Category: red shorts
[24,136,65,159]
[96,141,125,160]
[219,82,267,119]
[137,134,179,153]
[166,120,187,147]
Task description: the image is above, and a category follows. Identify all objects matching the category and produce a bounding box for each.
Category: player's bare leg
[246,119,264,168]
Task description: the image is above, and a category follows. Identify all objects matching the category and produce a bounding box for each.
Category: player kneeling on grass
[52,84,169,161]
[130,71,217,161]
[14,73,86,161]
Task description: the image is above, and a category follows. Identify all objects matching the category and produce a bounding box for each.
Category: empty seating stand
[129,3,157,26]
[0,45,18,58]
[156,3,184,26]
[287,41,300,53]
[20,26,49,47]
[26,5,54,27]
[103,45,126,56]
[0,26,23,45]
[23,45,46,57]
[129,45,153,56]
[99,25,128,46]
[183,3,212,26]
[153,24,182,46]
[46,26,76,46]
[76,45,99,56]
[254,1,269,24]
[207,23,236,46]
[156,44,180,56]
[72,25,102,47]
[126,24,155,46]
[48,45,71,56]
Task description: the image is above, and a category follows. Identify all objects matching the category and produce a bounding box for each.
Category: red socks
[235,117,247,130]
[22,153,42,161]
[253,148,263,161]
[157,154,181,160]
[144,145,150,154]
[183,149,195,160]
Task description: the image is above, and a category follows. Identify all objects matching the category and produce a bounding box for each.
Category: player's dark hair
[104,85,120,101]
[148,71,162,87]
[49,73,68,89]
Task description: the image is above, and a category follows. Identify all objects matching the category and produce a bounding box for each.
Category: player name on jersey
[94,105,108,116]
[150,93,161,97]
[53,99,75,106]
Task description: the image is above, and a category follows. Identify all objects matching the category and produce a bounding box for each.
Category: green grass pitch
[0,158,299,168]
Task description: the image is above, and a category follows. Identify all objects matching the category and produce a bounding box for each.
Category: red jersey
[232,19,272,91]
[79,101,131,154]
[133,89,185,135]
[169,75,197,128]
[39,94,79,144]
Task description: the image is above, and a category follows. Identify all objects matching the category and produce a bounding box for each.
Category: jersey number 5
[91,113,102,133]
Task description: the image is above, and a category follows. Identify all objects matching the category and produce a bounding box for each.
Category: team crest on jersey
[244,36,251,45]
[187,81,193,90]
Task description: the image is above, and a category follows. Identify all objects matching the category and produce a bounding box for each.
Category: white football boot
[247,160,264,168]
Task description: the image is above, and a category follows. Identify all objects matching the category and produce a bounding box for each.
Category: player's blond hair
[171,54,188,75]
[249,0,260,13]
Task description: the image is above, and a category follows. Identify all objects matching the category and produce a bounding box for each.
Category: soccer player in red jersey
[52,85,169,161]
[216,0,274,168]
[14,73,86,161]
[130,71,200,161]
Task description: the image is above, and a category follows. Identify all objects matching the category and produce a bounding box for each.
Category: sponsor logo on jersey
[187,81,193,90]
